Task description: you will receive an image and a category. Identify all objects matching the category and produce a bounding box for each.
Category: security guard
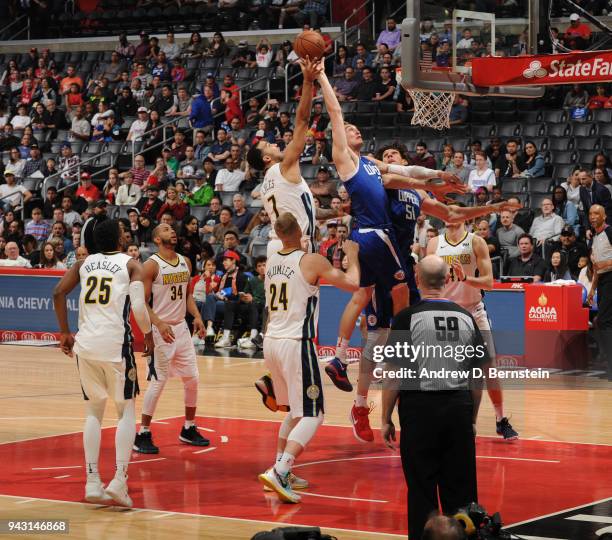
[381,255,487,539]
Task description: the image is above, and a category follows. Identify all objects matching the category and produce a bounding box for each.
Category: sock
[115,400,135,481]
[250,329,258,339]
[138,425,150,434]
[84,399,105,480]
[86,462,99,480]
[223,329,230,340]
[494,405,504,422]
[184,419,195,429]
[276,452,283,463]
[335,337,349,365]
[207,321,213,329]
[274,451,295,476]
[355,394,368,408]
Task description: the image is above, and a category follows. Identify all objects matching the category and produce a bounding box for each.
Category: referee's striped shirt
[385,299,488,392]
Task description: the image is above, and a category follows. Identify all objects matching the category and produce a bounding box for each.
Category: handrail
[0,14,28,39]
[343,0,371,46]
[8,17,30,41]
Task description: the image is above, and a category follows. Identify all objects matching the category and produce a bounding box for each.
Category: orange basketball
[293,30,326,60]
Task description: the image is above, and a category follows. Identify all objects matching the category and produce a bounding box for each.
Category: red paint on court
[0,417,610,536]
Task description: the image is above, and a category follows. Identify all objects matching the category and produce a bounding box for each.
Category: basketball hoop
[407,89,455,131]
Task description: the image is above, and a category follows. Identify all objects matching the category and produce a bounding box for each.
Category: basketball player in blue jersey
[350,144,520,442]
[316,69,468,393]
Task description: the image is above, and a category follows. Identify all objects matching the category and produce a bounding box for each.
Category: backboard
[400,0,544,98]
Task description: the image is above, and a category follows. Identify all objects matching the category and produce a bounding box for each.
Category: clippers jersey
[265,249,319,340]
[261,163,316,252]
[74,252,133,362]
[387,188,423,253]
[344,156,392,229]
[149,252,190,324]
[436,231,482,310]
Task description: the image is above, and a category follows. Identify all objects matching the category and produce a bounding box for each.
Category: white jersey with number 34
[149,253,190,324]
[261,163,316,252]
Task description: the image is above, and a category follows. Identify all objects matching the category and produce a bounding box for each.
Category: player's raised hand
[156,320,175,343]
[299,56,324,82]
[59,332,74,357]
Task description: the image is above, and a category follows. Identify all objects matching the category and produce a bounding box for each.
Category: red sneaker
[350,403,374,443]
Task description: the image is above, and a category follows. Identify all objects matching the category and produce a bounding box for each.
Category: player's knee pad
[361,327,390,367]
[287,412,323,448]
[182,376,199,408]
[141,378,166,416]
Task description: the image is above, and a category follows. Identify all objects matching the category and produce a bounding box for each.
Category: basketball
[293,30,326,60]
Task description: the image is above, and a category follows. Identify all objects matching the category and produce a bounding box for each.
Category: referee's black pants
[398,390,478,539]
[596,272,612,380]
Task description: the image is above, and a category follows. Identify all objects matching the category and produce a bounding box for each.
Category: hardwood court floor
[0,345,610,539]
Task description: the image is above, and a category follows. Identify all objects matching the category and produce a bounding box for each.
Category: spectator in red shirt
[156,185,188,222]
[136,185,163,219]
[221,74,239,100]
[318,221,338,255]
[588,85,608,109]
[412,141,437,169]
[564,14,592,50]
[221,89,244,127]
[76,172,101,203]
[190,257,221,337]
[120,154,149,186]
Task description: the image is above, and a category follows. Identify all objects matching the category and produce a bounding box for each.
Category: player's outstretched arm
[383,173,468,198]
[53,261,83,356]
[317,71,357,178]
[127,259,152,336]
[302,240,360,292]
[421,198,521,224]
[281,58,323,181]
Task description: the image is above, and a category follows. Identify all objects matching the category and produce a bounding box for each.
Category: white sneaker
[206,326,215,338]
[237,337,256,349]
[258,468,301,503]
[105,477,133,508]
[85,477,112,504]
[262,469,308,491]
[215,336,233,348]
[192,335,203,346]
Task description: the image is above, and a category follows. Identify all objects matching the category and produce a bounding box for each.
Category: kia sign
[472,50,612,87]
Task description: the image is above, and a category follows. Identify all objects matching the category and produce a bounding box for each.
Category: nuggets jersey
[265,249,319,340]
[74,252,133,362]
[388,188,423,253]
[436,231,482,310]
[149,253,190,323]
[261,163,316,252]
[344,157,392,229]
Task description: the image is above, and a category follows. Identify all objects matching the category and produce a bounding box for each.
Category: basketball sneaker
[105,477,132,508]
[252,333,264,349]
[133,431,159,454]
[85,477,112,505]
[262,469,308,491]
[215,336,233,348]
[206,326,215,338]
[255,374,278,412]
[350,403,374,443]
[179,425,210,446]
[237,337,256,349]
[496,417,519,440]
[324,357,353,392]
[258,468,301,503]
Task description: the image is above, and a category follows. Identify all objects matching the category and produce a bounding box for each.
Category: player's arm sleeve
[388,164,439,179]
[129,281,152,334]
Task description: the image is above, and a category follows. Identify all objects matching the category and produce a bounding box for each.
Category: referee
[588,204,612,381]
[381,255,486,539]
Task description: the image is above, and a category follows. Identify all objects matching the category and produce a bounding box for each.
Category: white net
[408,90,455,130]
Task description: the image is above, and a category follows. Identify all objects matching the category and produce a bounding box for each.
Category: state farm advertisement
[472,50,612,87]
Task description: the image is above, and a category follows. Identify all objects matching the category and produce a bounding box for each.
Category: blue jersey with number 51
[387,188,423,254]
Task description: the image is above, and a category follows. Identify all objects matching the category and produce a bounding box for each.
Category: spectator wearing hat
[210,206,239,245]
[76,172,101,203]
[92,111,120,143]
[232,41,257,69]
[115,171,142,206]
[127,107,149,142]
[81,200,108,254]
[136,185,163,219]
[58,143,80,188]
[309,166,337,207]
[22,143,44,178]
[550,225,589,279]
[215,158,246,192]
[565,14,592,50]
[214,248,254,349]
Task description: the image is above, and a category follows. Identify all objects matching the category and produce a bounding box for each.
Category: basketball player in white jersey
[133,223,209,454]
[53,219,153,507]
[427,218,519,440]
[258,213,360,503]
[246,58,339,259]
